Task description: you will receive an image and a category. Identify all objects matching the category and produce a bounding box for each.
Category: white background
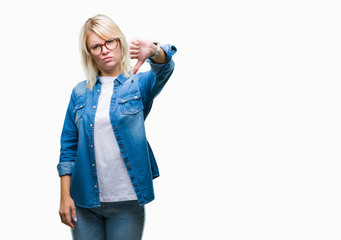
[0,0,340,239]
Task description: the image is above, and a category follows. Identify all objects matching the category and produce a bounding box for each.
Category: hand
[59,196,77,230]
[130,38,156,74]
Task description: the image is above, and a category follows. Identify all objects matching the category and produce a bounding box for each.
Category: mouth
[102,57,112,61]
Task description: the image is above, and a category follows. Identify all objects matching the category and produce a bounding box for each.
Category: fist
[130,38,156,74]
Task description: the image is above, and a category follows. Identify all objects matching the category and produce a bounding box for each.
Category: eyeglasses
[89,39,119,56]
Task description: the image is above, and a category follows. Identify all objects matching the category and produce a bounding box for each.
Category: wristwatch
[150,42,160,58]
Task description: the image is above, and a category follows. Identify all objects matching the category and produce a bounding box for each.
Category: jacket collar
[95,73,129,85]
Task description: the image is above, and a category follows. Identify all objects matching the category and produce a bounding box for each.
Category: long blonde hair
[79,14,131,90]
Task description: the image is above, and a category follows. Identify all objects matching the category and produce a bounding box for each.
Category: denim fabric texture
[57,44,177,208]
[71,200,145,240]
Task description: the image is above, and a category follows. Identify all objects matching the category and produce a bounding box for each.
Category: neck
[99,67,121,77]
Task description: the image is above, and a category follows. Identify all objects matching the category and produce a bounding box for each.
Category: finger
[129,47,139,52]
[129,44,139,50]
[71,205,77,224]
[130,54,139,59]
[129,49,139,55]
[132,39,139,45]
[133,60,143,74]
[60,211,75,229]
[66,214,75,229]
[130,40,139,47]
[59,212,66,223]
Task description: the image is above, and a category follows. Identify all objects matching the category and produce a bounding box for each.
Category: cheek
[114,47,122,59]
[92,56,102,65]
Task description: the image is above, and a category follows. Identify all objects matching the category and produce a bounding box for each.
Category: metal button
[97,89,100,92]
[135,96,138,99]
[127,164,131,168]
[90,145,93,148]
[120,145,124,148]
[94,185,97,188]
[134,184,138,187]
[93,106,96,109]
[90,124,93,127]
[92,164,95,167]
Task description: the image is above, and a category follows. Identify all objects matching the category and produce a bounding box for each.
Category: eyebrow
[89,39,114,49]
[89,42,103,48]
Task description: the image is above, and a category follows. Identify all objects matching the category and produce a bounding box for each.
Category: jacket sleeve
[57,89,78,176]
[138,44,177,118]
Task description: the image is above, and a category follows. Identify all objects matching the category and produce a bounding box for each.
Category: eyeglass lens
[90,39,118,55]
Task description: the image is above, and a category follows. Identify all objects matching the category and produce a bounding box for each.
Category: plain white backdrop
[0,0,340,239]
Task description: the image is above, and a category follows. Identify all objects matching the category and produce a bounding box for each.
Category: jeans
[71,200,145,240]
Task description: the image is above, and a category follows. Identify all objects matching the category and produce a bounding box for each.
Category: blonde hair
[79,14,131,90]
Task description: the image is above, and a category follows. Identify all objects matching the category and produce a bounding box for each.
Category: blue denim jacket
[57,44,177,208]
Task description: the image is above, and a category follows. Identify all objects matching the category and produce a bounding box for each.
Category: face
[87,31,122,76]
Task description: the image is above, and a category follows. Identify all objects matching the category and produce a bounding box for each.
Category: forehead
[87,31,105,46]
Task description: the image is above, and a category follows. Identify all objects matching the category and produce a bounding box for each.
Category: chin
[102,62,117,69]
[100,64,120,75]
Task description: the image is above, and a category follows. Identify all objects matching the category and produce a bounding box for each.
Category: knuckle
[60,210,68,217]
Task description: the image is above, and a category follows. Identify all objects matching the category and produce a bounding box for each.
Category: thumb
[133,60,143,75]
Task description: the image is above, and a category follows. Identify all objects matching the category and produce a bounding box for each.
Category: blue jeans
[71,200,145,240]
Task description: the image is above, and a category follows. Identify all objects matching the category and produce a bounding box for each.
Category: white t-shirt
[94,76,137,202]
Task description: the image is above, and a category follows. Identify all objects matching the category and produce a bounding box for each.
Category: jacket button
[120,145,124,148]
[127,164,131,168]
[94,185,97,188]
[90,124,93,127]
[134,184,138,187]
[93,106,96,108]
[90,145,93,148]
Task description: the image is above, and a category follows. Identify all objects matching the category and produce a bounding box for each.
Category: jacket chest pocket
[74,101,87,124]
[118,93,144,115]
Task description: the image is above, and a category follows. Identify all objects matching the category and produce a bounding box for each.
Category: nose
[101,45,110,55]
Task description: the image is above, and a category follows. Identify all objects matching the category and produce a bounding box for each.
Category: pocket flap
[73,103,86,113]
[118,93,141,104]
[74,99,87,113]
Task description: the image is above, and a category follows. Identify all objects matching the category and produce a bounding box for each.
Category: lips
[102,57,112,61]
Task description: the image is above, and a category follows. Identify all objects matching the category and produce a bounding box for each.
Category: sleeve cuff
[160,44,177,62]
[57,162,74,177]
[147,44,177,73]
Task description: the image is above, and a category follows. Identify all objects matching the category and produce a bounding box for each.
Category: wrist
[61,191,71,198]
[150,42,160,58]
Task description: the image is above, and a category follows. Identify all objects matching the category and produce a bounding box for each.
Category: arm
[59,175,77,229]
[57,91,78,176]
[131,42,177,117]
[57,90,79,229]
[130,39,167,74]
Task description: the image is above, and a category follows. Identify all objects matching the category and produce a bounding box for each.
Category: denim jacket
[57,44,177,208]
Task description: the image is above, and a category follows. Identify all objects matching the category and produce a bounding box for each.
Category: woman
[57,14,176,240]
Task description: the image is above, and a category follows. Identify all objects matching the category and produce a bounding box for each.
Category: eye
[106,40,114,44]
[92,45,100,50]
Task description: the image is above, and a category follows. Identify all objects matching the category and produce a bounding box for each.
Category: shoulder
[72,80,88,98]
